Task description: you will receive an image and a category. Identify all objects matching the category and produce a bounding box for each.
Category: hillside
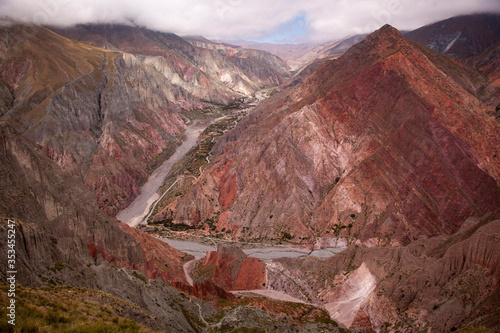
[168,25,500,247]
[406,13,500,59]
[0,24,289,214]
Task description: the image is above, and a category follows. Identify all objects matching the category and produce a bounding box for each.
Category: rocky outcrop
[190,245,266,291]
[173,280,235,300]
[171,24,500,246]
[323,263,377,328]
[266,213,500,331]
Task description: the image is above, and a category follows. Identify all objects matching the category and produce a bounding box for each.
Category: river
[116,122,208,227]
[170,236,345,308]
[162,238,345,261]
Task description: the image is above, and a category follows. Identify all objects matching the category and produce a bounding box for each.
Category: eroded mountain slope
[267,213,500,331]
[0,24,289,214]
[168,25,500,246]
[0,120,343,332]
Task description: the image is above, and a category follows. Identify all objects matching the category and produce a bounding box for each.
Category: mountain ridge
[166,24,500,246]
[0,23,289,214]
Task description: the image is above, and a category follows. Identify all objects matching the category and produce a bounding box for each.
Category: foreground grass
[0,283,159,332]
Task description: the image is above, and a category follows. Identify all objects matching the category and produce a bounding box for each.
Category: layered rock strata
[171,25,500,246]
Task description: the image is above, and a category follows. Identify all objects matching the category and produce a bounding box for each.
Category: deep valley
[1,12,500,333]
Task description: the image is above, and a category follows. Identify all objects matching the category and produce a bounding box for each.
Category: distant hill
[405,13,500,59]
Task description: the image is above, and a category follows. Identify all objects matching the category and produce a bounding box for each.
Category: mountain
[234,35,367,73]
[286,34,368,86]
[267,213,500,331]
[0,23,344,332]
[405,13,500,59]
[53,24,290,96]
[227,40,320,71]
[2,16,500,332]
[166,25,500,247]
[463,40,500,111]
[0,121,341,331]
[0,24,289,215]
[156,24,500,331]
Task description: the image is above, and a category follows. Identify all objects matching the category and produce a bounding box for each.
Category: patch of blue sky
[250,13,308,44]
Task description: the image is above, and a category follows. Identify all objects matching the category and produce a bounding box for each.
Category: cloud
[0,0,499,42]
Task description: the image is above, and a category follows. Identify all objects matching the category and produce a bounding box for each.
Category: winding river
[162,238,345,261]
[115,113,346,313]
[116,122,208,227]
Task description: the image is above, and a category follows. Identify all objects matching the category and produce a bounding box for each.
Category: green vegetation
[131,271,147,283]
[54,262,66,271]
[331,223,352,236]
[152,218,195,231]
[0,283,158,333]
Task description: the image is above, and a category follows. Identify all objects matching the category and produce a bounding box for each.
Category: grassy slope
[1,25,118,122]
[0,283,159,333]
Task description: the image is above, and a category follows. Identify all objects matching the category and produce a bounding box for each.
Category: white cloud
[0,0,498,42]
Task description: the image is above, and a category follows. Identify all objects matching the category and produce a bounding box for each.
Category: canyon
[116,121,208,227]
[143,20,500,331]
[1,13,499,332]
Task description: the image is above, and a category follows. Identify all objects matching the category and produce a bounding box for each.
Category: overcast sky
[1,0,499,43]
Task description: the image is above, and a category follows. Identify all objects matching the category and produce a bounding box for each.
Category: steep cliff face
[0,25,197,213]
[171,25,500,245]
[0,122,187,285]
[266,213,500,331]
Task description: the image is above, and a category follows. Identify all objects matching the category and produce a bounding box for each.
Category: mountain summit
[167,24,500,246]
